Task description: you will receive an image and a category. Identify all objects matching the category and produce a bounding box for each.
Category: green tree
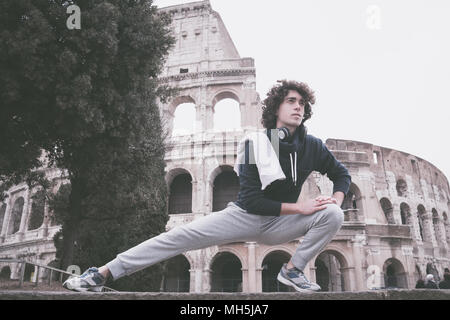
[0,0,176,291]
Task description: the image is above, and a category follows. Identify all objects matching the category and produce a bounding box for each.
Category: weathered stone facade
[1,0,449,292]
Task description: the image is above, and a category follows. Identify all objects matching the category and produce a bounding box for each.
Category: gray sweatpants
[106,201,344,281]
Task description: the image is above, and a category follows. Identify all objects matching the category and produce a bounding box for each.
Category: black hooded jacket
[234,124,352,216]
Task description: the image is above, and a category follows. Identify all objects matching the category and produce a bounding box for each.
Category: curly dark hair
[261,80,316,129]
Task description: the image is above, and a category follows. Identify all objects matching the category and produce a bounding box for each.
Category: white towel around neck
[233,130,286,190]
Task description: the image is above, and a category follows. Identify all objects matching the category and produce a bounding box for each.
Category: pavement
[1,289,450,300]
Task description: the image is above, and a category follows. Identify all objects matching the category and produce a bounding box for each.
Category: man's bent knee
[322,203,344,227]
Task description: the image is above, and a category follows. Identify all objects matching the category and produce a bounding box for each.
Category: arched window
[0,266,11,280]
[400,202,412,225]
[168,173,192,214]
[417,205,428,242]
[28,189,46,230]
[161,255,191,292]
[8,197,24,235]
[261,250,293,292]
[172,102,196,136]
[380,198,395,224]
[212,169,239,212]
[210,252,242,292]
[341,183,363,221]
[315,250,349,292]
[383,258,407,289]
[213,98,241,132]
[396,179,408,197]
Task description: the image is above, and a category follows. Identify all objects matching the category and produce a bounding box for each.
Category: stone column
[202,267,212,292]
[0,197,9,241]
[4,194,14,237]
[392,202,402,225]
[18,189,31,241]
[240,78,259,130]
[191,180,200,214]
[204,104,214,132]
[255,266,263,292]
[343,268,353,292]
[245,242,257,293]
[241,267,249,293]
[400,247,415,289]
[436,220,447,248]
[308,265,317,284]
[366,247,383,289]
[205,180,213,214]
[423,213,436,245]
[351,236,366,291]
[195,104,205,133]
[190,268,204,293]
[42,200,49,238]
[303,256,314,282]
[412,212,423,241]
[444,220,450,245]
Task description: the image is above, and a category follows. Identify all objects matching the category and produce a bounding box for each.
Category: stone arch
[261,250,293,292]
[209,251,243,292]
[341,182,363,221]
[380,197,395,224]
[257,245,295,270]
[400,202,412,225]
[216,246,247,269]
[28,189,46,231]
[382,258,407,288]
[211,90,241,132]
[208,165,239,212]
[8,197,24,235]
[161,254,191,292]
[396,179,408,197]
[167,168,193,214]
[168,95,196,116]
[211,90,241,108]
[170,96,197,136]
[0,266,11,280]
[314,249,350,292]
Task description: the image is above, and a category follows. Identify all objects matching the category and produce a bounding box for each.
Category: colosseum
[1,0,449,293]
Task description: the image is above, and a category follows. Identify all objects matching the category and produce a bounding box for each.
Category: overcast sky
[154,0,450,183]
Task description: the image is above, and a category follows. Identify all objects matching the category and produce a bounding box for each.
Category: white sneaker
[63,267,106,292]
[277,263,321,293]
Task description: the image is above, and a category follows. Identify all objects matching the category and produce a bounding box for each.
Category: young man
[63,80,351,293]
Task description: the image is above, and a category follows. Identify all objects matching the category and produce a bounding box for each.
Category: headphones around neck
[274,125,307,142]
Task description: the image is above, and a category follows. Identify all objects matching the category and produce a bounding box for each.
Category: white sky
[154,0,450,183]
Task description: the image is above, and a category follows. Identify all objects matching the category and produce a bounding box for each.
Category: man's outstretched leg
[258,203,344,293]
[63,202,262,292]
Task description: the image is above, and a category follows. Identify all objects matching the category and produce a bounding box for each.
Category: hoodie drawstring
[289,152,297,186]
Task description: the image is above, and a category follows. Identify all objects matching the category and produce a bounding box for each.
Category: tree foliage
[0,0,177,291]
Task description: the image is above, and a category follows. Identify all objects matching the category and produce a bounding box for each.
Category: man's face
[275,90,305,130]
